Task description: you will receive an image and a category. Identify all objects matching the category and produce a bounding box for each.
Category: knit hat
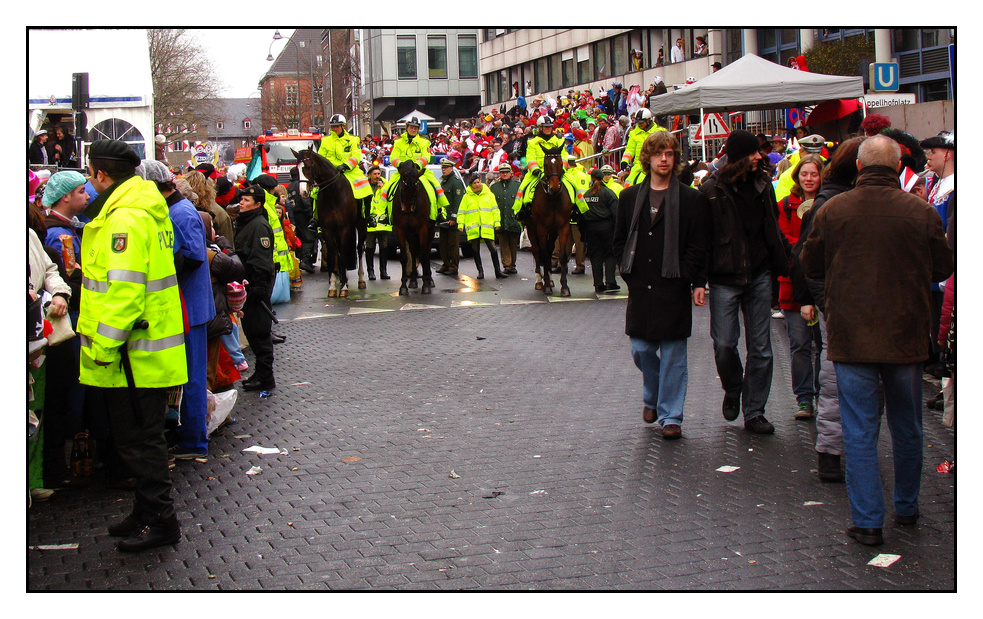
[89,139,140,166]
[215,177,236,206]
[195,163,217,179]
[725,130,761,161]
[41,171,86,207]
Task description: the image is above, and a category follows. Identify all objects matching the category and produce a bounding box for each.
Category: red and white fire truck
[235,128,323,185]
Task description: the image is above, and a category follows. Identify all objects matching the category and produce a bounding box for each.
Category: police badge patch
[112,233,128,253]
[260,237,271,248]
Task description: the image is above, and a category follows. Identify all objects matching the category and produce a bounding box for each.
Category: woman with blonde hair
[185,171,235,245]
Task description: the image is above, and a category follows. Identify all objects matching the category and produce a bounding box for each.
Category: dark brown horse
[527,146,573,296]
[391,160,436,295]
[293,148,366,298]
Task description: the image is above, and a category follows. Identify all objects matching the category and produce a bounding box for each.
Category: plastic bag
[270,270,290,305]
[206,389,238,435]
[519,227,531,249]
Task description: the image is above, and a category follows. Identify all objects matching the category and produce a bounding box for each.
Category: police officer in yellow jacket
[380,117,449,221]
[512,115,566,217]
[79,139,186,552]
[620,108,666,187]
[317,114,373,220]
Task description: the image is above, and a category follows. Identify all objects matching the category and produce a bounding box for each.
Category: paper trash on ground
[246,466,263,476]
[31,544,79,550]
[716,465,740,473]
[242,445,287,455]
[868,554,902,568]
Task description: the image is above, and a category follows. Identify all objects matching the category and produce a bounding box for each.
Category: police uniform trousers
[105,386,174,522]
[241,292,275,383]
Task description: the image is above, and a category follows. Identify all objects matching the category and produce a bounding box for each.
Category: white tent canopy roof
[396,109,436,123]
[648,54,865,116]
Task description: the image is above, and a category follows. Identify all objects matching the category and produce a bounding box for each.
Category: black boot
[378,250,390,279]
[365,247,376,280]
[491,251,506,278]
[473,244,484,279]
[817,452,845,482]
[116,514,181,552]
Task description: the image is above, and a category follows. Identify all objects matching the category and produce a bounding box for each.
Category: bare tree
[148,29,225,141]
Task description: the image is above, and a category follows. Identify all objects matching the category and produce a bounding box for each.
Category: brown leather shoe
[662,424,682,440]
[642,406,656,424]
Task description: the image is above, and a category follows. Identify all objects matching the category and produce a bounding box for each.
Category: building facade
[480,28,953,110]
[259,28,326,133]
[360,29,482,136]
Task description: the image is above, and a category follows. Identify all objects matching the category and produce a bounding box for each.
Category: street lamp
[267,29,318,131]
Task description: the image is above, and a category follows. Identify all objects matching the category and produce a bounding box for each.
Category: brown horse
[391,160,436,295]
[293,148,366,298]
[526,146,573,296]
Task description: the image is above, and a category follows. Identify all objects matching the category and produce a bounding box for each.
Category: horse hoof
[409,280,418,289]
[544,287,553,295]
[340,289,349,298]
[535,282,544,291]
[399,286,409,296]
[560,288,571,297]
[422,286,432,294]
[328,289,337,298]
[358,281,366,290]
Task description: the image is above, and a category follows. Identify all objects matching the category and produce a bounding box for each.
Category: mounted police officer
[316,113,373,225]
[379,116,450,223]
[512,115,565,219]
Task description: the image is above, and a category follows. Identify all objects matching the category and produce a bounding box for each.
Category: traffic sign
[694,112,730,140]
[869,62,899,92]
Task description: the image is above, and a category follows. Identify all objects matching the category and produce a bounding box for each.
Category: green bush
[804,36,875,78]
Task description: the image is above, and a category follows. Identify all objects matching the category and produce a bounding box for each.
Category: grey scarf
[620,174,681,278]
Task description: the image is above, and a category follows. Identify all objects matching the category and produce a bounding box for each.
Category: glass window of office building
[428,35,447,79]
[397,35,417,79]
[459,34,478,79]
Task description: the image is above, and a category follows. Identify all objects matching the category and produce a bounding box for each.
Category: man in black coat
[234,186,276,391]
[613,132,708,440]
[699,130,790,435]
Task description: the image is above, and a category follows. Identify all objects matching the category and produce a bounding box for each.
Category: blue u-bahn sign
[869,62,900,92]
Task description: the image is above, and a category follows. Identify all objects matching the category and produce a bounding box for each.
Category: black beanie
[89,139,141,166]
[254,174,278,190]
[725,130,761,162]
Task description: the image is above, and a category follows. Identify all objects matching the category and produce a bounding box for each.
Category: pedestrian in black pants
[287,167,316,272]
[581,169,620,294]
[234,186,276,391]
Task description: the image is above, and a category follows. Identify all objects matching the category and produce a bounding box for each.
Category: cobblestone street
[27,251,956,590]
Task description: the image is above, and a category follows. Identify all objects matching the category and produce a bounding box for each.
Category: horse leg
[540,233,554,295]
[558,223,572,297]
[421,226,434,294]
[399,245,412,296]
[356,217,367,290]
[408,240,419,289]
[529,235,544,290]
[338,229,351,298]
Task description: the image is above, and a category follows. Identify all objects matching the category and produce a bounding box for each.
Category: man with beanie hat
[699,130,791,435]
[79,139,186,551]
[141,159,215,464]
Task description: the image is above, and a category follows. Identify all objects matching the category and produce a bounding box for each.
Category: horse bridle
[542,155,563,195]
[300,151,343,191]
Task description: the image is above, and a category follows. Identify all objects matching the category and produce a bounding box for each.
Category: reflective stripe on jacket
[457,184,500,241]
[318,131,372,199]
[78,175,188,388]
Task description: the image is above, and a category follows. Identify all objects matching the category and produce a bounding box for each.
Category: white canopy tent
[396,109,436,123]
[648,54,866,160]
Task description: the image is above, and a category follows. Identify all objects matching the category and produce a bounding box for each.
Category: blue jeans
[220,319,246,366]
[783,310,821,405]
[174,323,209,454]
[630,337,688,427]
[709,271,774,419]
[835,361,923,528]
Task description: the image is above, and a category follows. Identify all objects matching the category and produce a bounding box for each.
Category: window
[216,121,224,130]
[316,55,323,67]
[592,40,609,78]
[286,84,298,106]
[397,35,417,79]
[459,34,478,79]
[534,56,548,94]
[922,28,951,48]
[87,118,146,159]
[428,35,447,79]
[243,119,252,130]
[549,54,562,91]
[561,50,574,89]
[611,36,628,76]
[313,85,323,105]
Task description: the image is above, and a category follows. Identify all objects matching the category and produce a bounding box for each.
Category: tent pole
[701,107,707,162]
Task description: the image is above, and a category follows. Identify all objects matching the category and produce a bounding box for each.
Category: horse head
[541,146,564,193]
[292,148,338,189]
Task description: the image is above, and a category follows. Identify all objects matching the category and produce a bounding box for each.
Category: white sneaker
[771,309,784,319]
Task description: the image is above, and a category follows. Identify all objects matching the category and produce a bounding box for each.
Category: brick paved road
[28,251,955,590]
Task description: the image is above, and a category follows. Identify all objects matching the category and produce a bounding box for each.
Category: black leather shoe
[817,452,845,482]
[477,270,484,280]
[299,261,315,274]
[603,283,621,294]
[116,515,180,552]
[495,271,508,279]
[108,513,143,538]
[243,379,275,392]
[846,525,884,546]
[895,511,920,525]
[722,393,741,421]
[744,415,775,434]
[572,267,585,275]
[271,333,286,344]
